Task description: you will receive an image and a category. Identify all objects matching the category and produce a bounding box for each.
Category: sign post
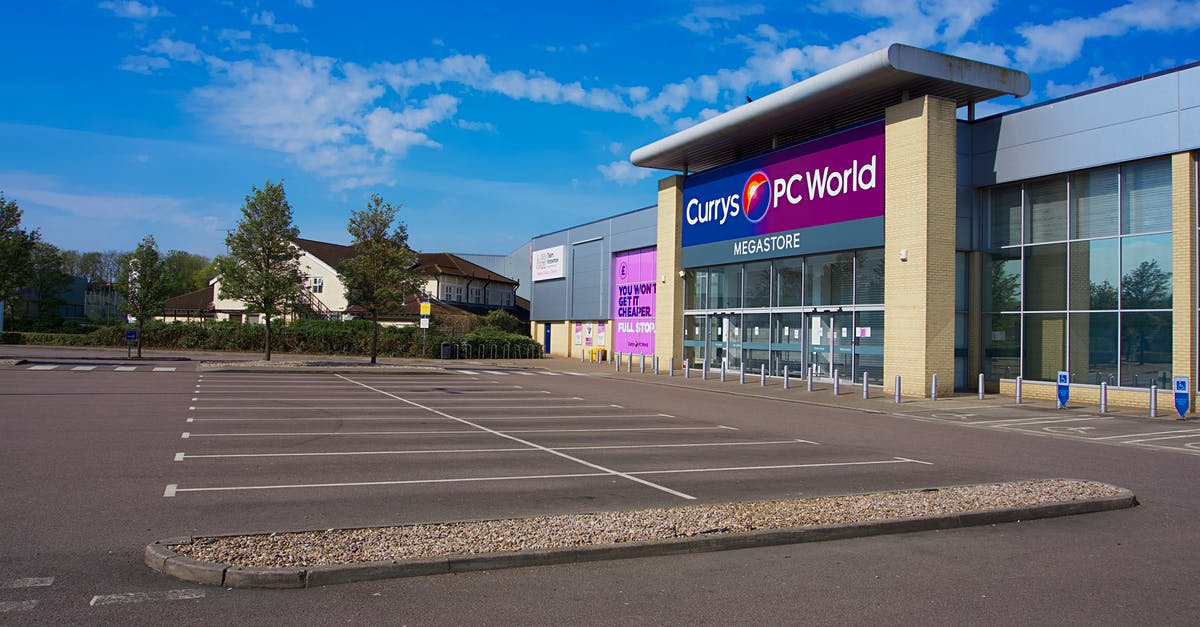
[125,329,137,358]
[1056,370,1069,409]
[419,301,431,353]
[1174,376,1189,420]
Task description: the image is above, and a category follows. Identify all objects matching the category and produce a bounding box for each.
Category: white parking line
[89,589,205,606]
[152,367,177,372]
[71,366,97,371]
[564,372,588,376]
[0,577,54,589]
[336,374,697,500]
[175,439,815,460]
[1092,428,1200,440]
[114,366,137,371]
[513,371,537,376]
[1122,432,1200,444]
[457,370,479,375]
[541,372,563,376]
[0,600,37,613]
[632,457,933,475]
[185,412,668,422]
[969,416,1111,427]
[27,365,57,370]
[181,426,736,438]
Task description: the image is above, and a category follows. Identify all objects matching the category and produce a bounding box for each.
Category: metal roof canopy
[631,44,1030,174]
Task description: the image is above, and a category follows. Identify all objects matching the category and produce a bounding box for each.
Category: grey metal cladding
[972,66,1199,186]
[570,240,605,319]
[680,216,884,267]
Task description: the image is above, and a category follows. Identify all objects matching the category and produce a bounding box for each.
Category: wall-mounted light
[678,270,686,278]
[660,274,666,283]
[899,249,908,262]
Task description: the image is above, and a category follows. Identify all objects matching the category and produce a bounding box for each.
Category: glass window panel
[855,248,884,305]
[1070,169,1119,239]
[1025,177,1068,243]
[1121,233,1172,309]
[771,313,805,376]
[854,311,884,384]
[955,252,968,312]
[743,261,771,308]
[983,314,1021,382]
[988,185,1022,248]
[1120,311,1171,388]
[985,249,1021,312]
[1024,244,1067,311]
[1023,313,1066,382]
[684,269,708,310]
[1069,312,1117,385]
[1068,239,1119,310]
[683,314,706,367]
[804,252,854,306]
[1121,159,1172,234]
[708,265,742,309]
[773,258,804,307]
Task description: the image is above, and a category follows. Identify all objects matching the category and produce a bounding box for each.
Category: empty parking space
[165,368,941,518]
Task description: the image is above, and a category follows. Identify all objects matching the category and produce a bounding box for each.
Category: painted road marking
[336,374,697,500]
[514,371,537,376]
[457,370,479,375]
[181,426,738,438]
[564,372,588,376]
[0,600,37,613]
[27,365,57,370]
[89,589,205,606]
[0,577,54,589]
[1122,432,1200,444]
[163,457,922,496]
[153,367,177,372]
[541,372,563,376]
[114,366,137,371]
[71,366,97,371]
[1091,428,1200,440]
[185,412,670,423]
[175,440,817,461]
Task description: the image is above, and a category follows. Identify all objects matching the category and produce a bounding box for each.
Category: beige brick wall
[655,175,685,363]
[534,321,573,357]
[883,96,958,397]
[1172,151,1197,414]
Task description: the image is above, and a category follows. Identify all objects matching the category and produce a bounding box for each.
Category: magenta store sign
[612,248,656,355]
[681,120,884,249]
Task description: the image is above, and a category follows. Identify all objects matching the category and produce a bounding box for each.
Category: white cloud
[1012,0,1200,71]
[252,11,299,34]
[1044,66,1119,98]
[118,54,169,74]
[598,160,652,186]
[295,0,315,7]
[678,3,766,35]
[98,0,168,20]
[608,141,623,155]
[4,174,220,233]
[456,119,496,132]
[218,29,252,44]
[145,37,203,63]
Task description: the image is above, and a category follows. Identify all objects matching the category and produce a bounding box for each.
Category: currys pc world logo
[681,120,885,248]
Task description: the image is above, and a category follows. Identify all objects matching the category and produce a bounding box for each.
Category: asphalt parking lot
[2,347,1199,624]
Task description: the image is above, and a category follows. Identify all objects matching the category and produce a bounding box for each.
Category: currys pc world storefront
[677,120,887,383]
[525,43,1199,406]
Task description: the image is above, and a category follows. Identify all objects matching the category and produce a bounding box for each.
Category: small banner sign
[1056,371,1070,409]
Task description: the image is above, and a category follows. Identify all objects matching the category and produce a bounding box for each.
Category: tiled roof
[416,252,517,284]
[163,285,214,311]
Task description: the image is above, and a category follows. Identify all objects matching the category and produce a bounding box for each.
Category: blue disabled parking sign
[1057,371,1070,409]
[1174,376,1189,420]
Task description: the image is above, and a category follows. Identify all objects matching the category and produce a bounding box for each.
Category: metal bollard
[669,357,674,377]
[1099,382,1108,413]
[739,362,745,385]
[894,375,901,404]
[1150,385,1158,417]
[627,354,632,373]
[615,353,621,372]
[978,373,985,400]
[581,349,585,363]
[833,369,840,395]
[702,361,708,380]
[760,364,766,387]
[807,368,813,392]
[862,371,869,399]
[783,365,790,390]
[1015,376,1022,404]
[640,354,645,374]
[721,360,726,382]
[654,356,659,375]
[684,362,689,379]
[931,373,938,401]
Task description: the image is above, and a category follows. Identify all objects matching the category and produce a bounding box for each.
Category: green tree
[117,236,168,358]
[161,249,211,297]
[0,192,40,329]
[25,242,72,322]
[339,194,423,364]
[1121,259,1172,309]
[216,180,303,361]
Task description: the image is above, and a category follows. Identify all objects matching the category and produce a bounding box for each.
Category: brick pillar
[883,96,958,397]
[1172,152,1198,412]
[655,175,685,363]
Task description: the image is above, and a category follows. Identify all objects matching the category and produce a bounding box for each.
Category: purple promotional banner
[681,120,885,248]
[611,248,656,355]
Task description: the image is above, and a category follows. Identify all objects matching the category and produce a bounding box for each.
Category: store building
[522,43,1198,407]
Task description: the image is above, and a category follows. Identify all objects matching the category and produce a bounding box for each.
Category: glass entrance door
[808,314,834,378]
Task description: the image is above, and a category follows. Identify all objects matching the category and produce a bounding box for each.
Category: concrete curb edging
[145,486,1136,589]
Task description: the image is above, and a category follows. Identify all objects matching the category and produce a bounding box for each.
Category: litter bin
[590,347,607,363]
[440,342,452,359]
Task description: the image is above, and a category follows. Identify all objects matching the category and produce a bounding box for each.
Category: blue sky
[2,1,1198,258]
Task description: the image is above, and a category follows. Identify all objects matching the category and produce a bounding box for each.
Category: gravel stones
[175,479,1122,569]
